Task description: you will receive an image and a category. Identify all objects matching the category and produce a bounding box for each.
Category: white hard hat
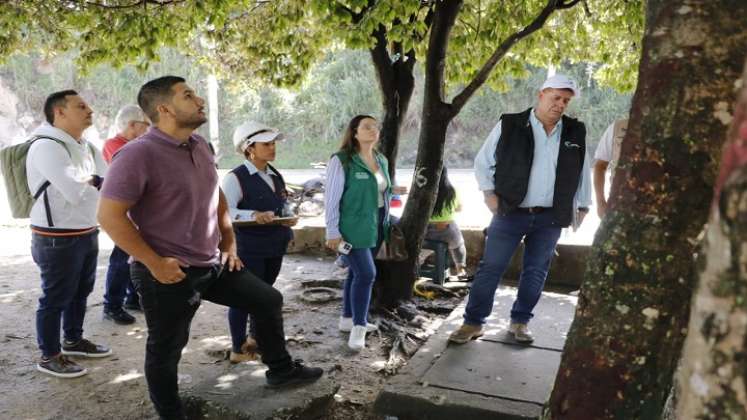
[232,120,285,154]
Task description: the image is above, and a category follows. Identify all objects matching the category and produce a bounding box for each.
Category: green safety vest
[336,151,391,249]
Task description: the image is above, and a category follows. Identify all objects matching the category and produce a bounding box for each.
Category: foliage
[0,1,643,90]
[0,49,210,140]
[0,49,629,168]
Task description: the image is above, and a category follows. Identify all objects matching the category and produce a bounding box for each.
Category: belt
[515,207,551,214]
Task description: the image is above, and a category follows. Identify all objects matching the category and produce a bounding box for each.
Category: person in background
[324,114,406,351]
[221,120,296,363]
[592,118,628,218]
[101,105,150,325]
[424,167,467,277]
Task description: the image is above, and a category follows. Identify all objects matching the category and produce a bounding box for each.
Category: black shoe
[62,338,112,358]
[37,354,88,378]
[266,359,323,388]
[104,308,136,325]
[123,300,142,312]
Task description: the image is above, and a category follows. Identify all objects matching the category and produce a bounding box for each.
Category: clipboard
[232,216,298,227]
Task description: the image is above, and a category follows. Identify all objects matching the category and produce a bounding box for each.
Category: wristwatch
[578,207,589,212]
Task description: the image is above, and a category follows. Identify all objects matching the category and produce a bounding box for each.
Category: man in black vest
[449,74,591,344]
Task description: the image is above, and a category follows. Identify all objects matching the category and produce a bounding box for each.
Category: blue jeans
[464,211,561,325]
[227,255,283,353]
[342,248,376,326]
[31,230,99,358]
[103,245,138,311]
[340,207,385,326]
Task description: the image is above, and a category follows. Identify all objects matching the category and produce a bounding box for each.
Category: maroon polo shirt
[101,127,220,267]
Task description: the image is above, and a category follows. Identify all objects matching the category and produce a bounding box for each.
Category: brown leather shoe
[230,338,259,364]
[241,337,258,354]
[448,324,484,344]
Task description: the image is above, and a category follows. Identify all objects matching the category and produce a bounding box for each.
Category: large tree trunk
[374,0,463,308]
[371,42,416,181]
[367,27,417,307]
[545,1,747,419]
[674,59,747,419]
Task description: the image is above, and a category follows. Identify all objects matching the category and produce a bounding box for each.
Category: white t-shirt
[375,169,387,208]
[594,119,628,174]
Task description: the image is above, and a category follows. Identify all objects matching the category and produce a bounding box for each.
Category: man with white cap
[449,74,591,344]
[221,121,297,363]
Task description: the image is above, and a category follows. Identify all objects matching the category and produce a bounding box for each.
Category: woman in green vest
[324,115,404,351]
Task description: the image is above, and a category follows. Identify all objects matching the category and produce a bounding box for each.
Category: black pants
[131,262,292,420]
[228,255,284,352]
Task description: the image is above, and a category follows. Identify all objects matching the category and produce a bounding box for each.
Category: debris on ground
[0,250,464,420]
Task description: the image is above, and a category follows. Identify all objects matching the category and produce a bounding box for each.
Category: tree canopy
[1,0,645,306]
[1,1,643,92]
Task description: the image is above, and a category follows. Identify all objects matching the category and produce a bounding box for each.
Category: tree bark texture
[674,59,747,419]
[370,37,416,181]
[675,170,747,419]
[375,0,462,308]
[545,1,747,419]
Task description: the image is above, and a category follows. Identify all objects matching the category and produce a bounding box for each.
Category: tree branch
[369,24,396,96]
[62,0,187,10]
[339,1,372,24]
[423,0,463,109]
[450,0,578,115]
[557,0,583,9]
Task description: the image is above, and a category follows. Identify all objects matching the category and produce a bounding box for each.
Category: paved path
[374,287,577,420]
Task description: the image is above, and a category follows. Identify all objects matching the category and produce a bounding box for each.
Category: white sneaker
[338,317,378,333]
[348,325,367,351]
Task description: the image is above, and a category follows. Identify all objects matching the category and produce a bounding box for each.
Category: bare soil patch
[0,245,463,420]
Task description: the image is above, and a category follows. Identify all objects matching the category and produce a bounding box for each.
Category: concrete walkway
[374,286,577,420]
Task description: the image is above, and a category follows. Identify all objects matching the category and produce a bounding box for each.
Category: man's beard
[174,110,207,130]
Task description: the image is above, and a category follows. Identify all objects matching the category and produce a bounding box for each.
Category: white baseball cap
[540,74,581,98]
[232,120,285,154]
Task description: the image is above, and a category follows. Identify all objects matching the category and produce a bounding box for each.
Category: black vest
[232,164,293,258]
[493,108,586,227]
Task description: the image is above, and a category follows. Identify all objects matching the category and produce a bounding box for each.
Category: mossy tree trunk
[674,168,747,419]
[545,1,747,419]
[674,59,747,419]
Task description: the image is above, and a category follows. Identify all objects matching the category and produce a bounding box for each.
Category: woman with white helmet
[222,120,297,363]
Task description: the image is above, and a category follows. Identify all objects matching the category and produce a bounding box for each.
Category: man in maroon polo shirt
[97,76,322,420]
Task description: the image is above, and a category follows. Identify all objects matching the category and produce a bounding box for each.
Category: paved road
[0,168,602,257]
[281,168,602,246]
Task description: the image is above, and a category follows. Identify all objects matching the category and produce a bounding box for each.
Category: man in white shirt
[27,90,110,378]
[593,119,628,218]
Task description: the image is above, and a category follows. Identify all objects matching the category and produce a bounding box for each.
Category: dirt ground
[0,229,463,420]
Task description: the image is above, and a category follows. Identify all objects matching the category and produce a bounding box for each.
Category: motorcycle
[286,162,326,217]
